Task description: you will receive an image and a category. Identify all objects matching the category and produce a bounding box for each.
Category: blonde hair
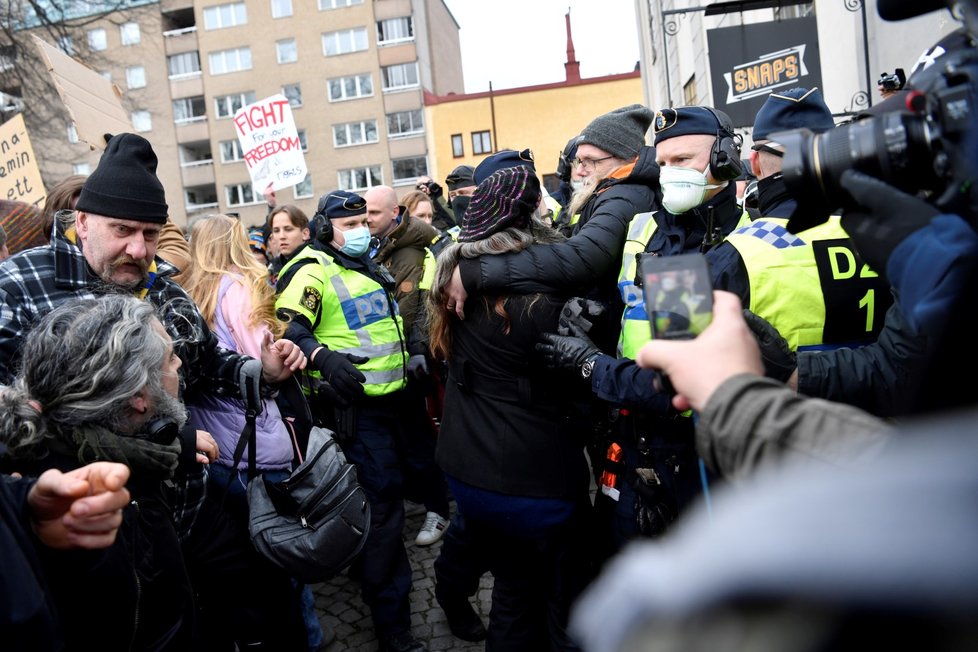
[182,214,284,338]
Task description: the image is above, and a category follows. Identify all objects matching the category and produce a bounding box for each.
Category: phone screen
[640,254,713,340]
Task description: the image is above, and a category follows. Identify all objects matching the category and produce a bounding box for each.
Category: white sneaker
[415,512,449,546]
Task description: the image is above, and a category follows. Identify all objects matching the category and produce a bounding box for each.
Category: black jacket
[458,147,660,349]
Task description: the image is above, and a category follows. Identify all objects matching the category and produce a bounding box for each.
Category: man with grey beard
[0,133,308,650]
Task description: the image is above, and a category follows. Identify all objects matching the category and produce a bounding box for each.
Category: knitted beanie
[75,133,168,223]
[445,165,476,191]
[458,167,541,243]
[0,200,49,254]
[578,104,655,160]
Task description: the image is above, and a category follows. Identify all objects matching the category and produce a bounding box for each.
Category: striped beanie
[0,200,49,255]
[458,166,541,242]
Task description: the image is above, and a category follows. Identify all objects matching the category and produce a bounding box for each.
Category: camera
[878,68,907,92]
[776,40,978,233]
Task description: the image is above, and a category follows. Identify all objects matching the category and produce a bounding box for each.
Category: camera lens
[776,113,934,231]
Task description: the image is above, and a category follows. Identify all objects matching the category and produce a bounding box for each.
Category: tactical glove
[743,309,796,383]
[536,321,602,377]
[407,354,429,379]
[839,170,940,275]
[633,467,676,538]
[314,349,368,405]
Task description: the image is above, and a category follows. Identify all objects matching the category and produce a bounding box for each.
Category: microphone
[877,0,948,21]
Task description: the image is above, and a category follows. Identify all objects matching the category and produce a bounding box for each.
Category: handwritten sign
[233,94,307,193]
[0,114,45,205]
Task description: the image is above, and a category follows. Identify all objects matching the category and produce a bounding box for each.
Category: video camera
[878,68,907,92]
[775,0,978,233]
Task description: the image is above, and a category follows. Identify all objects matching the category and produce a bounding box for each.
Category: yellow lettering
[759,62,772,86]
[747,66,760,90]
[828,246,857,279]
[772,58,786,80]
[785,55,798,79]
[734,69,747,93]
[859,263,879,279]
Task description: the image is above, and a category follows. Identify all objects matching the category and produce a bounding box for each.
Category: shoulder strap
[275,256,318,295]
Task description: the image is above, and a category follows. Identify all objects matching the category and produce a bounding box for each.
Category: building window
[392,156,428,185]
[271,0,293,18]
[282,84,302,108]
[126,66,146,89]
[57,36,74,56]
[381,62,419,92]
[73,162,90,175]
[131,110,152,132]
[338,165,382,191]
[276,38,297,64]
[215,91,257,119]
[67,124,79,143]
[319,0,364,9]
[322,27,368,57]
[333,119,378,147]
[683,75,697,106]
[120,22,140,46]
[472,130,491,155]
[386,109,423,138]
[204,2,248,30]
[377,17,413,45]
[209,47,252,75]
[451,134,463,158]
[220,139,245,163]
[294,174,313,199]
[297,129,308,151]
[168,51,201,77]
[87,28,106,51]
[173,96,206,123]
[226,182,259,207]
[328,73,372,101]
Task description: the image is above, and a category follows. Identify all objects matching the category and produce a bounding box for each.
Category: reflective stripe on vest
[725,216,890,351]
[617,212,658,359]
[276,248,407,396]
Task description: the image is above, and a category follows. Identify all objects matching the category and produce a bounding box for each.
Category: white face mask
[659,164,725,215]
[571,180,585,192]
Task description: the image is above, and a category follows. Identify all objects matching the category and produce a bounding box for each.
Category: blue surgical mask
[339,226,371,257]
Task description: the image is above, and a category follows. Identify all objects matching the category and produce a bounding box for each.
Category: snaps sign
[707,17,822,127]
[233,94,307,193]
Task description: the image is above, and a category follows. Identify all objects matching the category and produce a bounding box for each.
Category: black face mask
[450,196,471,222]
[756,173,791,213]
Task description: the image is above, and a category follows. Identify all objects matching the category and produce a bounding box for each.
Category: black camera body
[878,68,907,92]
[777,33,978,233]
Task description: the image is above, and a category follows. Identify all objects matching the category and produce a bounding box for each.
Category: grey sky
[442,0,641,94]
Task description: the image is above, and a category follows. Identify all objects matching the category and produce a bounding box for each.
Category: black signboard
[707,16,823,127]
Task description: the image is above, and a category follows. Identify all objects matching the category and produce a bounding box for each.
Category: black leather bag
[246,426,370,583]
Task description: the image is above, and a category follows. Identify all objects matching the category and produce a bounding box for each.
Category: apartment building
[14,0,463,228]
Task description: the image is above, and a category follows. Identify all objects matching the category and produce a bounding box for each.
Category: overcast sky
[442,0,641,94]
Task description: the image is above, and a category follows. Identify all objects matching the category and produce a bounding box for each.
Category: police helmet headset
[702,106,745,182]
[312,193,333,244]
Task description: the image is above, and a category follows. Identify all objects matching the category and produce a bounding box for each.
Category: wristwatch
[580,354,599,380]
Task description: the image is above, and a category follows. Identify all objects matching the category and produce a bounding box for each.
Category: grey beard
[149,385,189,431]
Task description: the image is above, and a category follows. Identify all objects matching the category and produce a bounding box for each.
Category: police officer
[708,87,893,354]
[537,106,751,561]
[275,190,425,652]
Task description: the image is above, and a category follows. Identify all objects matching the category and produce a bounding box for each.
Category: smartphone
[639,253,713,340]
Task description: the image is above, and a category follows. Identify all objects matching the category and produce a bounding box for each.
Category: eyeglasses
[573,155,615,171]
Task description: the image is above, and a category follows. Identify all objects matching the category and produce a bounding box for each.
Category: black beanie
[578,104,654,161]
[75,133,169,223]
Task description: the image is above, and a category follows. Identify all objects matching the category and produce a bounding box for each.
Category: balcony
[163,26,198,56]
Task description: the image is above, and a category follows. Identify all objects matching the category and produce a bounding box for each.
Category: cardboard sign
[33,34,131,150]
[0,114,46,205]
[233,94,307,193]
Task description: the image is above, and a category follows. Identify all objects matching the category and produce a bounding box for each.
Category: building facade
[634,0,957,146]
[13,0,463,228]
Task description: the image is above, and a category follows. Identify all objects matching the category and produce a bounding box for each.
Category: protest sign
[0,114,45,205]
[233,94,307,192]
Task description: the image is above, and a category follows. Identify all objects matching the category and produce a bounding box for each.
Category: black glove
[418,179,444,200]
[314,349,368,404]
[743,309,796,383]
[558,297,607,336]
[535,321,601,376]
[633,467,676,538]
[556,135,581,183]
[839,170,940,274]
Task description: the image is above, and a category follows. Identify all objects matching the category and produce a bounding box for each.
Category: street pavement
[313,502,490,651]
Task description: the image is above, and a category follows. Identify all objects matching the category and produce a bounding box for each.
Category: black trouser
[400,378,450,517]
